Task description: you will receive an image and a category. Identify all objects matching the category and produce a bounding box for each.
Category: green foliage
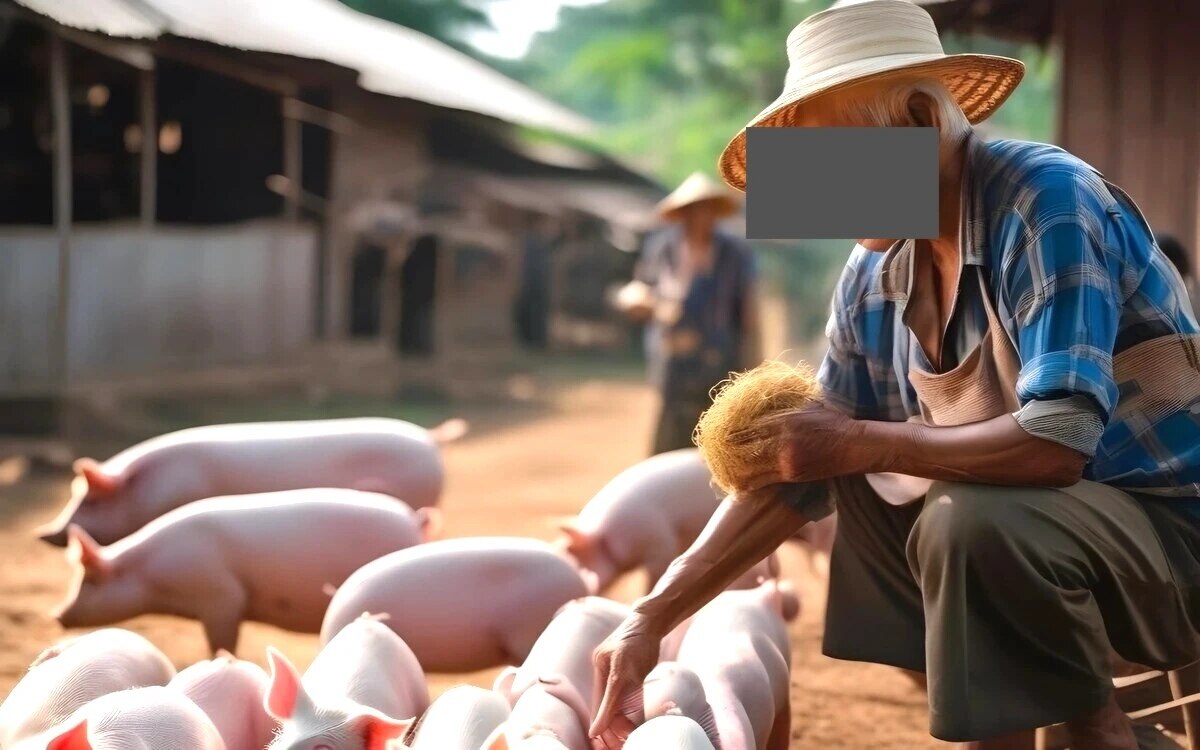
[338,0,493,51]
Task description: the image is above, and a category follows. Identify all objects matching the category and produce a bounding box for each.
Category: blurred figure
[1156,233,1199,317]
[514,212,559,350]
[616,172,761,454]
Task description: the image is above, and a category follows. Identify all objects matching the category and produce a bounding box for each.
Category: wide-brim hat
[656,172,741,220]
[717,0,1025,192]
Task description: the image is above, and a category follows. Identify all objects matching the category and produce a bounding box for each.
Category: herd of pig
[0,417,836,750]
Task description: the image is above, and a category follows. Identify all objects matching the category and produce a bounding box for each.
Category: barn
[0,0,662,436]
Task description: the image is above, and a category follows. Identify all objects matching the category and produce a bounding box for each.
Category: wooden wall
[1058,0,1200,260]
[0,220,317,389]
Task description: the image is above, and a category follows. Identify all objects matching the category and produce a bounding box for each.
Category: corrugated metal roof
[13,0,594,137]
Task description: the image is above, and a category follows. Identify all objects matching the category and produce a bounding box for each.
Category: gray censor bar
[745,127,939,240]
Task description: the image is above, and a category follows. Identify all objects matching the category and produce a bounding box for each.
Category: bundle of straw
[693,359,821,494]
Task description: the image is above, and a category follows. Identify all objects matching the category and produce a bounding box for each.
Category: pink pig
[647,581,795,750]
[402,685,509,750]
[169,651,276,750]
[487,597,630,750]
[37,416,465,546]
[53,489,431,654]
[321,538,591,673]
[556,449,724,592]
[31,686,225,750]
[265,615,428,750]
[624,715,716,750]
[0,629,175,747]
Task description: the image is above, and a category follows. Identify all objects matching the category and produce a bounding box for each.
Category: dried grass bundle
[693,359,821,494]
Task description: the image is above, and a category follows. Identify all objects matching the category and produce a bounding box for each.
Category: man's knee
[910,481,1044,573]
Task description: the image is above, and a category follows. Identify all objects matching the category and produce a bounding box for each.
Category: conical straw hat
[717,0,1024,191]
[656,172,741,220]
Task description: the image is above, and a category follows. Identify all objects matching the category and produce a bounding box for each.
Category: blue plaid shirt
[818,137,1200,500]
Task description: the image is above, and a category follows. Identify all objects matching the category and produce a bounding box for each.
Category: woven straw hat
[717,0,1025,191]
[656,172,741,220]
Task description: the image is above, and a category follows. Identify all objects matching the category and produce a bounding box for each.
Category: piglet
[53,488,430,653]
[487,597,630,750]
[624,715,716,750]
[647,581,795,750]
[29,686,225,750]
[403,685,509,750]
[321,538,591,673]
[0,629,175,747]
[169,651,276,750]
[266,614,428,750]
[556,449,725,592]
[38,416,465,546]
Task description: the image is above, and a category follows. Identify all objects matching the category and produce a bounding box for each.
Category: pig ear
[264,647,308,720]
[66,525,110,575]
[46,717,91,750]
[415,507,443,542]
[356,710,414,750]
[492,666,519,703]
[556,523,591,554]
[74,459,121,498]
[482,725,510,750]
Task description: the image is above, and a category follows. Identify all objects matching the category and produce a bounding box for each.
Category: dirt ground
[0,375,943,749]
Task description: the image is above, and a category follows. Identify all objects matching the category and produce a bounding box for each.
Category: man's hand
[590,612,660,748]
[734,402,871,490]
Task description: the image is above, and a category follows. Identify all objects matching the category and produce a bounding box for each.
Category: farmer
[616,172,761,454]
[591,2,1200,748]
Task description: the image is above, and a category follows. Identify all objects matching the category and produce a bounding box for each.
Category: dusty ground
[0,373,941,748]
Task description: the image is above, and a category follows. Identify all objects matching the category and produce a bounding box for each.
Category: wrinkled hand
[589,612,660,748]
[733,402,870,490]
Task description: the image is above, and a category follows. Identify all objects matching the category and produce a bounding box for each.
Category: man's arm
[854,413,1089,487]
[628,484,827,637]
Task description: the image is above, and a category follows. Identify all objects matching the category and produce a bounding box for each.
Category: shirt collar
[879,133,990,303]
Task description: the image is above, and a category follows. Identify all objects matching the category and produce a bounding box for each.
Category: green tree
[339,0,494,51]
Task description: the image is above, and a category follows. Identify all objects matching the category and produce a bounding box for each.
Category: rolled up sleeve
[1003,178,1122,456]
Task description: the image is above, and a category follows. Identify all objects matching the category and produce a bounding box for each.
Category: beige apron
[867,267,1020,505]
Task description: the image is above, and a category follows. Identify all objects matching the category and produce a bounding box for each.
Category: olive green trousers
[822,476,1200,742]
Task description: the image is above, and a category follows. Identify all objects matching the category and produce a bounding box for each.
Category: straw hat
[656,172,741,221]
[717,0,1025,191]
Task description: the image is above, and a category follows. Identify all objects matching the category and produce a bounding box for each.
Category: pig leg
[194,580,247,655]
[767,709,791,750]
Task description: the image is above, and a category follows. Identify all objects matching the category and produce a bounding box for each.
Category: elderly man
[590,1,1200,749]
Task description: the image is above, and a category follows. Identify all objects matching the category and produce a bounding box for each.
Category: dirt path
[0,377,942,748]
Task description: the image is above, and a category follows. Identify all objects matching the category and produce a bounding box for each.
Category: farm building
[0,0,663,434]
[919,0,1200,268]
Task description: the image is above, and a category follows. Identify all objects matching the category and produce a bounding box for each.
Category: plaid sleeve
[1001,169,1122,430]
[818,256,886,420]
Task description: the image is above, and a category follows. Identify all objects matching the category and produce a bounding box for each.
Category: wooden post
[49,33,72,388]
[283,100,302,221]
[139,67,156,227]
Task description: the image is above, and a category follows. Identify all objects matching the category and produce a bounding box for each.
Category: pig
[27,686,225,750]
[321,537,591,673]
[402,685,509,750]
[37,416,466,546]
[265,614,428,750]
[0,629,175,747]
[53,488,431,654]
[624,715,717,750]
[169,651,276,750]
[659,560,796,663]
[482,685,590,750]
[486,597,630,750]
[647,581,795,750]
[555,449,726,593]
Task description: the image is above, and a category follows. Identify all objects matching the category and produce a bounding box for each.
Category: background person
[616,172,761,454]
